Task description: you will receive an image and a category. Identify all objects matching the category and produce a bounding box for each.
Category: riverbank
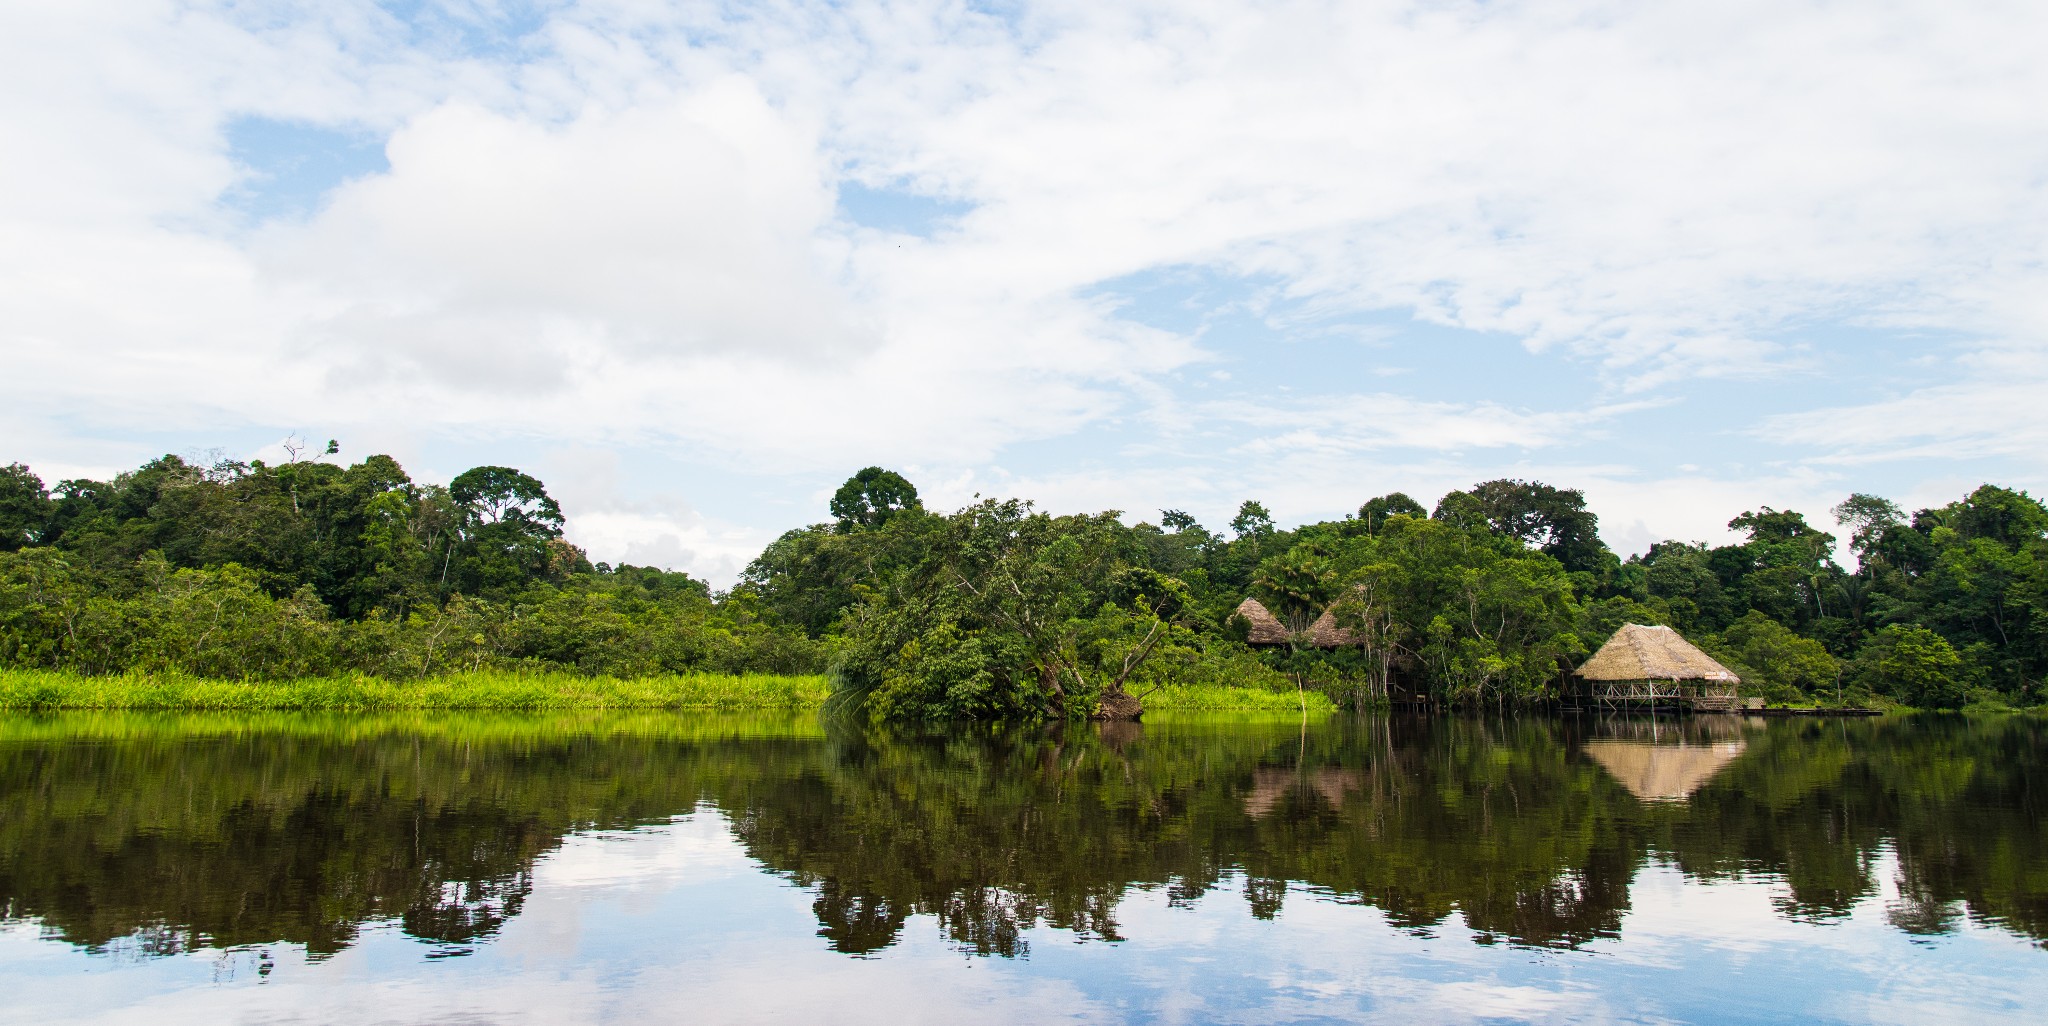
[0,669,831,711]
[0,669,1333,714]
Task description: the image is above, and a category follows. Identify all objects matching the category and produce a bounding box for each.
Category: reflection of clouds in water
[1570,860,2048,1025]
[1594,862,1831,966]
[1424,982,1597,1022]
[529,812,747,891]
[61,970,611,1026]
[1108,881,1614,1025]
[8,807,2048,1024]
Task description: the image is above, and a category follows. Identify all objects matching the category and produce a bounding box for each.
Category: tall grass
[0,708,829,745]
[0,668,830,712]
[0,670,1334,715]
[1139,682,1337,714]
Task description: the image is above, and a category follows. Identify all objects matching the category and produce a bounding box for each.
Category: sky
[4,1,2046,585]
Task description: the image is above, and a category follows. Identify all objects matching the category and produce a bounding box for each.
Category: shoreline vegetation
[0,669,1334,714]
[4,453,2044,720]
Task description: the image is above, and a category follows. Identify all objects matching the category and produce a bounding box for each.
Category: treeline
[764,474,2047,716]
[0,452,818,680]
[3,452,2044,716]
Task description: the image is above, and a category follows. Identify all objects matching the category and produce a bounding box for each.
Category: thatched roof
[1583,740,1746,801]
[1308,605,1364,648]
[1233,598,1290,645]
[1577,623,1739,683]
[1236,591,1371,648]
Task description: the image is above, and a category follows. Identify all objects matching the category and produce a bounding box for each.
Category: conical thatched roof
[1577,623,1739,682]
[1308,605,1364,648]
[1233,598,1290,645]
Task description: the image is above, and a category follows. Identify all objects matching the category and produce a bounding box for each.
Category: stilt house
[1575,623,1741,712]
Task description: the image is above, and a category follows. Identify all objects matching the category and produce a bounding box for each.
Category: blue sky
[3,1,2044,583]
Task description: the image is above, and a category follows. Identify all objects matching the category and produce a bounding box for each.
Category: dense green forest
[1,450,2043,717]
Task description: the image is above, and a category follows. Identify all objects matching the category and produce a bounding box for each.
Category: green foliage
[5,447,2047,715]
[734,512,930,638]
[1431,489,1490,531]
[0,463,49,551]
[1858,624,1971,710]
[1251,543,1338,629]
[829,466,922,531]
[1465,479,1608,574]
[1229,500,1274,540]
[1632,542,1734,632]
[1335,516,1583,704]
[1706,612,1842,704]
[835,500,1186,720]
[1356,492,1426,534]
[0,451,830,681]
[447,465,572,595]
[450,465,563,530]
[1833,493,1903,564]
[0,668,831,711]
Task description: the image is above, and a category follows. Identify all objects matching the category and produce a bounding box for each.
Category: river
[1,711,2042,1024]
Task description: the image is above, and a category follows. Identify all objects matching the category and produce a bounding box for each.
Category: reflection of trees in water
[0,783,547,957]
[0,717,719,957]
[726,717,1694,953]
[0,712,2041,961]
[1660,715,2048,942]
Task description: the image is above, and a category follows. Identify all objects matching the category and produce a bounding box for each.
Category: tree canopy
[829,466,922,532]
[4,449,2042,715]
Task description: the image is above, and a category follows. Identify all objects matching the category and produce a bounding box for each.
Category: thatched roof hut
[1233,598,1290,646]
[1307,605,1364,648]
[1577,624,1739,684]
[1235,591,1371,649]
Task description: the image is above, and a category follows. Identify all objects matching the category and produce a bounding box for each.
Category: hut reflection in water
[1580,715,1753,801]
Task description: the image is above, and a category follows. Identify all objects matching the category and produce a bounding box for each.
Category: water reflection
[0,712,2042,964]
[1581,716,1748,801]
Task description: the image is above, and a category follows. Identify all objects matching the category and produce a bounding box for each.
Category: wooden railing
[1580,679,1740,712]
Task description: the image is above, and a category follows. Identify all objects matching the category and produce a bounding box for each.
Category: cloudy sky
[5,1,2045,583]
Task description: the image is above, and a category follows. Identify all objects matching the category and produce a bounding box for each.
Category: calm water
[1,711,2043,1025]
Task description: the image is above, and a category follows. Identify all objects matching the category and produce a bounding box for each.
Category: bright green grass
[0,669,1329,715]
[1139,683,1337,714]
[0,668,830,712]
[0,708,828,745]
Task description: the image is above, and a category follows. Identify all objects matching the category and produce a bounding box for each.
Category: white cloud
[803,0,2048,384]
[4,1,2046,577]
[267,81,853,378]
[1760,342,2048,469]
[1211,394,1664,456]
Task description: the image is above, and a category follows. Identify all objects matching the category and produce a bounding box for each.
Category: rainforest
[1,453,2042,718]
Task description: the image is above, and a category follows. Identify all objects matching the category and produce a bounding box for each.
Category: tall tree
[447,466,569,596]
[0,464,49,552]
[1357,492,1426,534]
[1833,493,1903,569]
[1464,479,1610,574]
[830,467,922,532]
[1230,500,1275,541]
